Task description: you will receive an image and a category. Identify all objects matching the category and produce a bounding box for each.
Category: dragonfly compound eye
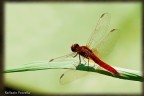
[71,43,79,52]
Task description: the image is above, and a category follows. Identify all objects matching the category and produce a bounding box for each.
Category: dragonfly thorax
[71,43,80,52]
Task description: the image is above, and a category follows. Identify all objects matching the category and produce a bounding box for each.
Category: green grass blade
[4,60,143,82]
[76,64,143,82]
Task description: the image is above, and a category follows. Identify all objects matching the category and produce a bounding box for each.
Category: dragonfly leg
[73,53,78,58]
[79,54,81,64]
[87,58,89,71]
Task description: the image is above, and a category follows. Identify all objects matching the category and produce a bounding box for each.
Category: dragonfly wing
[59,62,99,85]
[92,29,120,59]
[49,53,76,62]
[59,69,89,85]
[86,13,111,49]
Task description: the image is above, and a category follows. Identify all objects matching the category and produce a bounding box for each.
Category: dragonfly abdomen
[89,54,119,75]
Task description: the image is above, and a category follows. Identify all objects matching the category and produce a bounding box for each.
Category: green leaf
[4,60,143,82]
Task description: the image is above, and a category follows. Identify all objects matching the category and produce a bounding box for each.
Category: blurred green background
[5,2,142,94]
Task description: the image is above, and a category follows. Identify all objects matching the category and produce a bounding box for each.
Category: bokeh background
[5,2,142,94]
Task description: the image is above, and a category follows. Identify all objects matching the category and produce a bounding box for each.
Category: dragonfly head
[71,43,79,52]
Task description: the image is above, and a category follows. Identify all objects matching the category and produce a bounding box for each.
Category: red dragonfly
[50,13,120,76]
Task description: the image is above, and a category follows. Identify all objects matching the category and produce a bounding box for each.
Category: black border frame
[2,0,143,96]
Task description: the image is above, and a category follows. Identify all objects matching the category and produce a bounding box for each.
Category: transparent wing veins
[92,29,120,58]
[49,53,76,62]
[86,13,111,50]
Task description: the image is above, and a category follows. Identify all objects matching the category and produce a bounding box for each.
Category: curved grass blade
[76,64,143,82]
[4,60,143,82]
